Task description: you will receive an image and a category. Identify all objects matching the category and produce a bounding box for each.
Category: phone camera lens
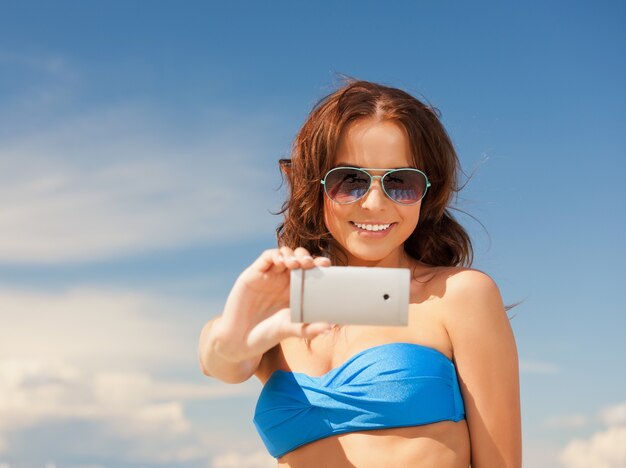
[383,294,390,300]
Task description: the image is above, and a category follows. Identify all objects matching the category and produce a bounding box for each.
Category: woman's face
[323,118,422,267]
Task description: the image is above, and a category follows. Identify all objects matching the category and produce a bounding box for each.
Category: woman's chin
[346,247,398,266]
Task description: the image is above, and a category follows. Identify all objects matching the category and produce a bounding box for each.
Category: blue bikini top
[253,342,466,458]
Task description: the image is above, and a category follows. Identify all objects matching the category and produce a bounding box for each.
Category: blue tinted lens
[324,168,371,203]
[382,170,427,204]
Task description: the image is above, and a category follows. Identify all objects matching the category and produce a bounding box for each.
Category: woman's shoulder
[429,266,507,331]
[450,267,500,301]
[414,266,509,364]
[416,263,497,291]
[417,265,503,320]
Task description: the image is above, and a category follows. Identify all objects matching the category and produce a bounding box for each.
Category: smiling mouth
[350,221,396,232]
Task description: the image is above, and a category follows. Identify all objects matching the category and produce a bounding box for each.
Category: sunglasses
[321,166,431,205]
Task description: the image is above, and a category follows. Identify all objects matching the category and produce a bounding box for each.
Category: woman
[198,78,521,467]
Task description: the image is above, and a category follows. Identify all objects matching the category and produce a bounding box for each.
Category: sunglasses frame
[320,166,431,206]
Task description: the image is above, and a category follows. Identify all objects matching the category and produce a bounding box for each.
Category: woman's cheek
[323,202,339,239]
[323,200,350,244]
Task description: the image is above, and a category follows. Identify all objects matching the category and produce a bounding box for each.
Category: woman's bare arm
[198,316,264,383]
[198,247,333,384]
[444,269,522,468]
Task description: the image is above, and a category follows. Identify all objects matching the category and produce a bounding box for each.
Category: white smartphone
[290,266,410,326]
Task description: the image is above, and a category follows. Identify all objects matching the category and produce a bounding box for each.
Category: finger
[268,250,287,274]
[313,256,332,267]
[263,308,301,342]
[279,246,295,258]
[279,246,297,267]
[255,249,279,273]
[294,247,315,269]
[301,322,334,339]
[293,247,311,258]
[254,248,291,274]
[280,320,333,340]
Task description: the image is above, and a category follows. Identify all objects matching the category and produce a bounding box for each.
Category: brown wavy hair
[276,76,475,269]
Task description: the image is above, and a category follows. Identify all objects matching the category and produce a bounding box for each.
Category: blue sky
[0,1,624,467]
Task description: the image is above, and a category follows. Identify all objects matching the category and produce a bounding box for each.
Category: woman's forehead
[333,119,414,168]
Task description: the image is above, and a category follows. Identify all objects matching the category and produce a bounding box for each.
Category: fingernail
[303,255,313,261]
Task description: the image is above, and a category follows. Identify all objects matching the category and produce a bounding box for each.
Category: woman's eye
[343,175,367,183]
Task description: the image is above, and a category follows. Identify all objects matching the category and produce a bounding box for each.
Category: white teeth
[353,222,392,231]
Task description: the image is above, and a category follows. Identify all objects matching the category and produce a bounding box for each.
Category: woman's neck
[346,248,412,269]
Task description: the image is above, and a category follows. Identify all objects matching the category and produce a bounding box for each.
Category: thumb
[281,319,334,340]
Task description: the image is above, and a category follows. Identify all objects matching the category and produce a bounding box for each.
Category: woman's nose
[360,179,388,210]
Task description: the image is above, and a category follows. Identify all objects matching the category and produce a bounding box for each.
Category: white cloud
[0,285,265,382]
[211,449,275,468]
[0,284,259,394]
[0,357,191,460]
[0,355,259,462]
[0,104,281,264]
[0,358,256,430]
[0,286,262,462]
[544,413,587,429]
[0,52,279,465]
[519,359,559,374]
[601,402,626,426]
[0,50,287,265]
[0,287,197,371]
[93,371,255,406]
[559,426,626,468]
[559,401,626,468]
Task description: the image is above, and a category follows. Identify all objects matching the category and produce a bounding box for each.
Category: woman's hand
[212,246,333,363]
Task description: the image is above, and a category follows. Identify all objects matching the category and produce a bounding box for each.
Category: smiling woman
[320,119,427,266]
[198,77,522,468]
[276,80,473,270]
